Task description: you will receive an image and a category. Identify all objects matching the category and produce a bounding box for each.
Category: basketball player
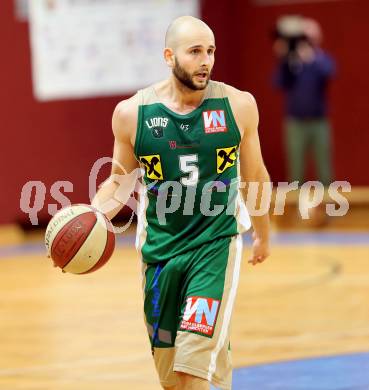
[92,16,270,390]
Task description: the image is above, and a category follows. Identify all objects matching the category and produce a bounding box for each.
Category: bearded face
[173,57,211,91]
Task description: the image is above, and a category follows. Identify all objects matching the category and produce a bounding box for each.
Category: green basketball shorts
[142,234,243,390]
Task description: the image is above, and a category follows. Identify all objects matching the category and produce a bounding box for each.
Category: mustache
[193,69,211,76]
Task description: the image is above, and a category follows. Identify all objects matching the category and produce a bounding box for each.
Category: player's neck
[157,77,208,114]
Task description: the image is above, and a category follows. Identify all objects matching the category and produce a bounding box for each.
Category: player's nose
[200,53,211,67]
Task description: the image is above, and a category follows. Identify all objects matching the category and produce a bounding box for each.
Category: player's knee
[175,371,209,389]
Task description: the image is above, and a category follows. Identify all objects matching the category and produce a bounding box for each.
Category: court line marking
[1,232,368,260]
[234,326,369,350]
[240,254,342,300]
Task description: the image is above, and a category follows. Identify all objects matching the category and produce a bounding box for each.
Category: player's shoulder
[112,94,140,141]
[114,81,162,118]
[221,82,257,107]
[114,93,140,120]
[112,81,163,141]
[219,82,259,133]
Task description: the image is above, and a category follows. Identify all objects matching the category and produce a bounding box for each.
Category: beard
[173,58,211,91]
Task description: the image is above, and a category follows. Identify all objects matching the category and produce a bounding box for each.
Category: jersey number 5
[179,155,199,186]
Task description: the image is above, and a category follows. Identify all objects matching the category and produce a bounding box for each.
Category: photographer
[273,16,336,189]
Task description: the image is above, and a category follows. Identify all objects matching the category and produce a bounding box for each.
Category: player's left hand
[248,232,270,266]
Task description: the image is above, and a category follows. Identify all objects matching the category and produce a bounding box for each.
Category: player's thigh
[174,235,242,390]
[143,260,183,343]
[143,260,182,388]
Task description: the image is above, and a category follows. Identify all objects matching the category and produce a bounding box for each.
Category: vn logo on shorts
[217,146,238,173]
[180,297,220,337]
[203,110,227,133]
[139,154,164,180]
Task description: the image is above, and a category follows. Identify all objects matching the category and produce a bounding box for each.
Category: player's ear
[164,48,175,68]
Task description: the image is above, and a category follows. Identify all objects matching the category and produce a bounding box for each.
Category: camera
[273,15,309,56]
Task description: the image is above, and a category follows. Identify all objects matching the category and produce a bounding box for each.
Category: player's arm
[92,96,140,220]
[228,88,271,265]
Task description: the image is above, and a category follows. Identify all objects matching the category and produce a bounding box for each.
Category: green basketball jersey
[134,81,250,263]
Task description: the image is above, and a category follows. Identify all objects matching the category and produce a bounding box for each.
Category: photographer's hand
[297,41,315,63]
[273,38,289,59]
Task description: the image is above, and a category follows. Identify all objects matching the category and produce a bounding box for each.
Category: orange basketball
[45,204,115,274]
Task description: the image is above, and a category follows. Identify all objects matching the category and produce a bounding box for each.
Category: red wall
[0,0,368,224]
[231,0,369,187]
[1,1,121,224]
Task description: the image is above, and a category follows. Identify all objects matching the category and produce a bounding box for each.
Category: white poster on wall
[29,0,199,101]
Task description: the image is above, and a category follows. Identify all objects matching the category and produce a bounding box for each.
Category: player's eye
[191,49,200,54]
[208,49,214,55]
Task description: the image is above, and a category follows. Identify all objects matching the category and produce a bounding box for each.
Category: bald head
[165,16,214,51]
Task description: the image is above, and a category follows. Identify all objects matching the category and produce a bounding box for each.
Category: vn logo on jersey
[217,146,238,173]
[203,110,227,133]
[180,297,220,337]
[139,154,164,180]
